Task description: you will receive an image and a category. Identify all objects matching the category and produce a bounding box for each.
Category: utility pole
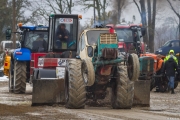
[94,0,96,27]
[12,0,16,49]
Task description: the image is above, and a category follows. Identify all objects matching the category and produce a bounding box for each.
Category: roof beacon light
[78,15,82,19]
[109,27,114,33]
[18,23,23,27]
[139,23,143,27]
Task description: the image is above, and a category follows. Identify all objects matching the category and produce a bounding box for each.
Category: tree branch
[167,0,180,18]
[133,0,141,14]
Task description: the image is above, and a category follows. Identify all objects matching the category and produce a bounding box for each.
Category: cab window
[171,41,179,47]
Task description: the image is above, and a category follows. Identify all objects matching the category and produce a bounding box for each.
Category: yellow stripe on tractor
[3,54,11,76]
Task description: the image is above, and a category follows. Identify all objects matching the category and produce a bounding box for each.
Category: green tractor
[65,28,139,109]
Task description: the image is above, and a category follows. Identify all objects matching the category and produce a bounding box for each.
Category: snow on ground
[0,76,8,81]
[0,66,8,81]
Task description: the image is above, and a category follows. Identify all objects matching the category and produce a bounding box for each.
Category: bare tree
[111,0,131,23]
[0,0,30,40]
[133,0,148,46]
[150,0,156,52]
[167,0,180,39]
[27,0,74,24]
[77,0,110,24]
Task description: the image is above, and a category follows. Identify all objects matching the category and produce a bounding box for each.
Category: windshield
[24,31,48,52]
[54,17,77,50]
[163,41,170,47]
[115,29,133,42]
[87,30,109,45]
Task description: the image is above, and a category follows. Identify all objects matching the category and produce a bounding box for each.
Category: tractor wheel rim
[82,62,88,84]
[83,69,88,83]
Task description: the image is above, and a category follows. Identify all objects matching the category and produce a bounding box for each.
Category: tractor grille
[100,33,117,44]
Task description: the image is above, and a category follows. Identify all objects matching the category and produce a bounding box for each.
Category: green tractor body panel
[92,33,120,72]
[97,41,118,58]
[139,56,154,80]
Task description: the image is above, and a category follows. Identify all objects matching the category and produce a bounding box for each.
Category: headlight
[158,49,162,52]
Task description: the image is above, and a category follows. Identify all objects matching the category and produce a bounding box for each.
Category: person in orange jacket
[155,54,164,92]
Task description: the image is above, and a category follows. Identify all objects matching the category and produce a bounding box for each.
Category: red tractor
[31,14,83,105]
[106,23,146,56]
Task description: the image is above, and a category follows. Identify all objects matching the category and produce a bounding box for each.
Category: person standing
[164,56,178,94]
[155,54,164,92]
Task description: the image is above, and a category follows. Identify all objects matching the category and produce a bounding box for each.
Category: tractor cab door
[48,14,79,53]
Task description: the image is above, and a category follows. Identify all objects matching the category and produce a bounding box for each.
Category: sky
[71,2,141,26]
[25,0,141,26]
[24,0,180,28]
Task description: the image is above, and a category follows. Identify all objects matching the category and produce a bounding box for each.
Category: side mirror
[87,46,93,57]
[17,43,21,48]
[5,28,12,40]
[141,27,146,36]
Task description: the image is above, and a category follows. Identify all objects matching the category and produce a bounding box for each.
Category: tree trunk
[95,0,101,22]
[117,0,120,23]
[147,0,152,51]
[151,0,156,53]
[139,0,148,47]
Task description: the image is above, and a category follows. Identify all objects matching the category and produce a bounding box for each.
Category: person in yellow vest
[163,50,179,94]
[164,50,178,64]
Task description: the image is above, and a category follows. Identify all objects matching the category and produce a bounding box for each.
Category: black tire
[150,78,155,91]
[127,53,139,81]
[9,61,14,93]
[65,59,86,109]
[159,81,168,92]
[81,58,95,86]
[111,65,134,109]
[13,60,27,94]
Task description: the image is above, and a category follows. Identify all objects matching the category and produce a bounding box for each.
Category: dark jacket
[164,57,178,76]
[55,26,70,42]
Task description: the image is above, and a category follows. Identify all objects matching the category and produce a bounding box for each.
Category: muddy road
[0,81,180,120]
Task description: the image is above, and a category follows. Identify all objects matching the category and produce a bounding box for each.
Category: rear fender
[13,48,31,61]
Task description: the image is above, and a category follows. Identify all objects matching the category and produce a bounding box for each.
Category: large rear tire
[13,61,27,94]
[9,61,13,93]
[111,65,134,109]
[127,53,139,81]
[65,59,86,109]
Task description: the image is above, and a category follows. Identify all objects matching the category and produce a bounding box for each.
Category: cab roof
[106,24,142,29]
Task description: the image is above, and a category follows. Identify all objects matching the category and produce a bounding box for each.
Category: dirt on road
[0,81,180,120]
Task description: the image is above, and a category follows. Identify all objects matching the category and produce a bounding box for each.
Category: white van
[0,41,20,51]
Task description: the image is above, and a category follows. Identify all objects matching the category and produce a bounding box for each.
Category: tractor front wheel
[65,59,86,109]
[13,61,27,94]
[127,53,140,81]
[111,65,134,109]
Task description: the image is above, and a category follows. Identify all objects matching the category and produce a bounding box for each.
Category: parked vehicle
[155,40,180,56]
[7,24,48,93]
[106,23,152,106]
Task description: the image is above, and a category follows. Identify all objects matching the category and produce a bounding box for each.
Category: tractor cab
[48,14,79,53]
[17,23,49,53]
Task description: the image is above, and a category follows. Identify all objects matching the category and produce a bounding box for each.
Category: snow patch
[0,76,8,81]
